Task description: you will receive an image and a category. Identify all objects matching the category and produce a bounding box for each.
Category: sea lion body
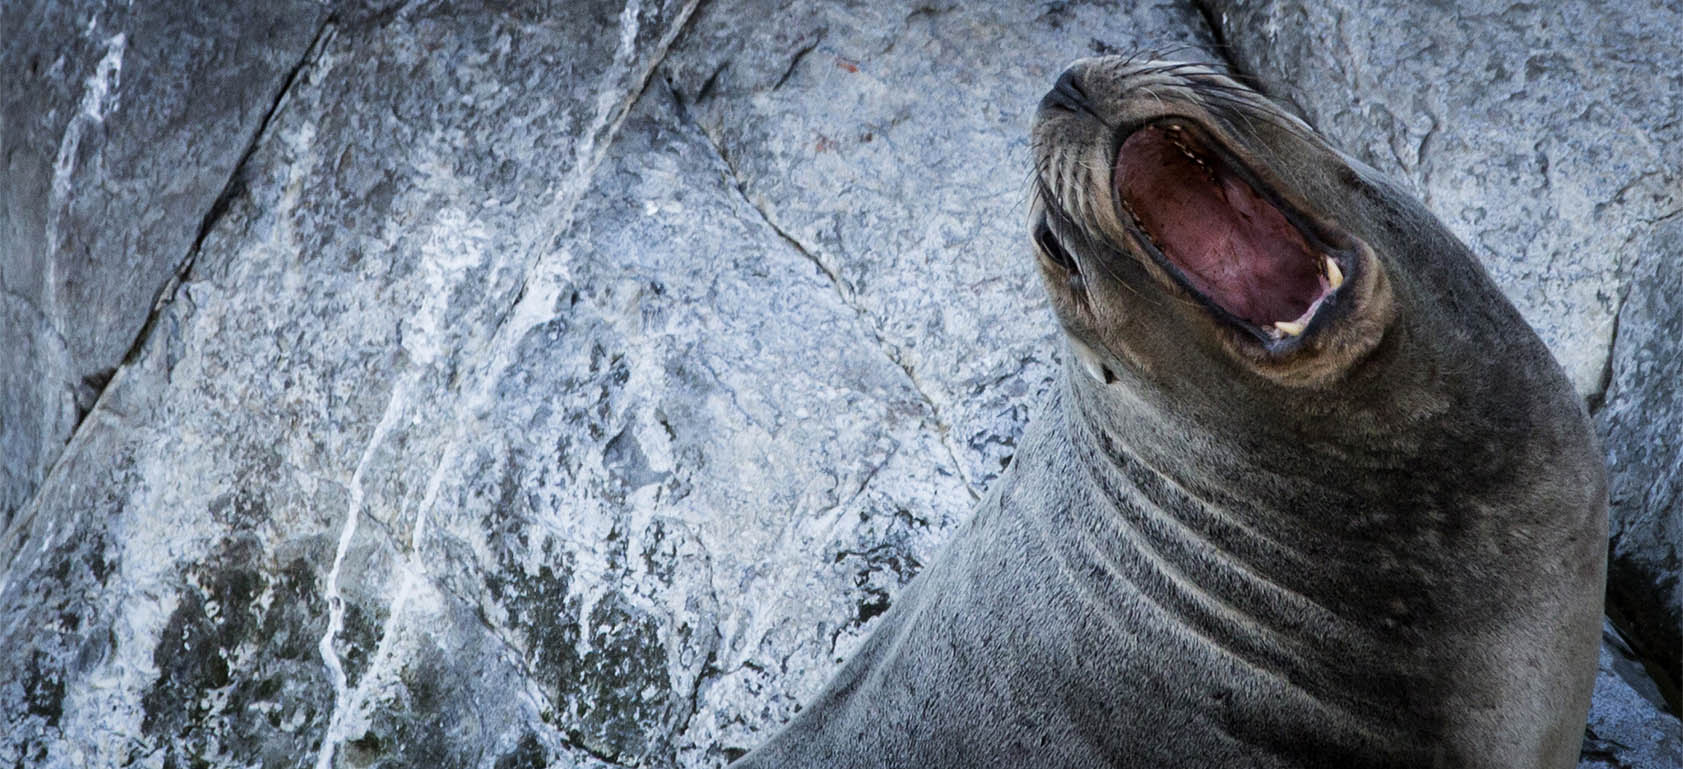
[734,58,1606,769]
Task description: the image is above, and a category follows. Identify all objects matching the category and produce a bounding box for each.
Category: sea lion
[732,57,1606,769]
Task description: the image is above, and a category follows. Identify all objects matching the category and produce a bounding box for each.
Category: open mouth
[1113,121,1349,342]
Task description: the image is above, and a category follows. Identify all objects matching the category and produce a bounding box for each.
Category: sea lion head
[1030,57,1416,406]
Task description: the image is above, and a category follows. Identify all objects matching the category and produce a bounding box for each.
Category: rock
[0,1,708,765]
[1581,623,1683,769]
[0,0,332,527]
[1597,214,1683,707]
[1209,0,1683,716]
[658,0,1222,494]
[1,1,1679,767]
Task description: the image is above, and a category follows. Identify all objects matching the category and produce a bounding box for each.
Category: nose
[1039,68,1091,116]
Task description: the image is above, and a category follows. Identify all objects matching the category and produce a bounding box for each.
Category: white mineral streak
[44,29,124,314]
[398,0,647,658]
[312,540,447,765]
[47,30,125,261]
[307,1,702,761]
[32,30,126,467]
[309,172,497,757]
[313,379,412,769]
[311,2,724,763]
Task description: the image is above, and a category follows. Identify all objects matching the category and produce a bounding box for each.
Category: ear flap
[1068,337,1116,385]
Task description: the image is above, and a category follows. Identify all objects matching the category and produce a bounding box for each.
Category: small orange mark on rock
[836,57,859,73]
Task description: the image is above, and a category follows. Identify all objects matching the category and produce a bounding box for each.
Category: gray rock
[0,0,332,527]
[1,1,1679,768]
[1597,213,1683,706]
[1209,0,1683,717]
[659,0,1221,494]
[1,1,707,765]
[1581,623,1683,769]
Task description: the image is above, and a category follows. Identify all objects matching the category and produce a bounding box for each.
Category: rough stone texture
[0,0,332,528]
[1,1,710,765]
[1210,0,1683,717]
[660,0,1221,493]
[1583,623,1683,769]
[1597,213,1683,706]
[1,2,1679,769]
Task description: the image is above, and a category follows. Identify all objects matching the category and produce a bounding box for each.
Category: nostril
[1039,69,1091,115]
[1055,70,1088,103]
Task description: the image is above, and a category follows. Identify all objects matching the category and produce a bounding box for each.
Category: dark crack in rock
[0,0,331,527]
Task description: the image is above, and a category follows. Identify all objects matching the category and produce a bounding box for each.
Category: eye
[1035,221,1081,279]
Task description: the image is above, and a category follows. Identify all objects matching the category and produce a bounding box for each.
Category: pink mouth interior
[1115,124,1327,327]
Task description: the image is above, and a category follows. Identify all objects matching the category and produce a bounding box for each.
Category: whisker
[1196,89,1317,142]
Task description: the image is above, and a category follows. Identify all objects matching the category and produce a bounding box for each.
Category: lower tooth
[1274,320,1306,336]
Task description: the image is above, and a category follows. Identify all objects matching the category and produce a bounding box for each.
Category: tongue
[1115,126,1323,326]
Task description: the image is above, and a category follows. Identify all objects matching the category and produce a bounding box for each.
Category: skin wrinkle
[1066,389,1320,592]
[1018,469,1320,716]
[1054,428,1303,669]
[1068,416,1340,631]
[1059,389,1427,736]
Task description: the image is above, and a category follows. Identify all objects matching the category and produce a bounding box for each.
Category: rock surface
[1,2,1678,769]
[1584,623,1683,769]
[1596,214,1683,706]
[1208,0,1683,715]
[0,0,332,527]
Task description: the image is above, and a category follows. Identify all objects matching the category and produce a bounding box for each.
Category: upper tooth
[1326,257,1344,290]
[1274,320,1306,336]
